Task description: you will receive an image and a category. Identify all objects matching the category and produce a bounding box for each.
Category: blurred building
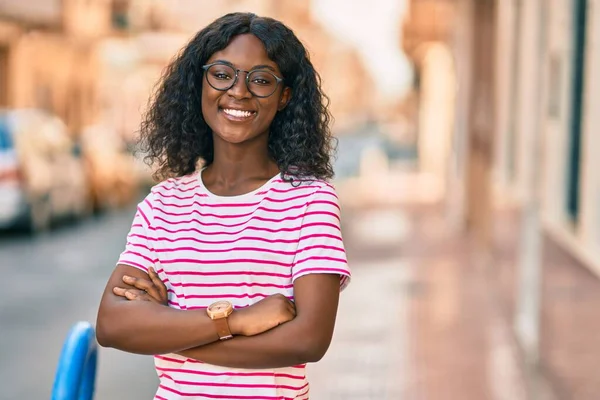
[401,0,458,197]
[0,1,143,212]
[403,0,600,274]
[0,0,132,137]
[402,0,600,396]
[0,1,402,147]
[495,0,600,277]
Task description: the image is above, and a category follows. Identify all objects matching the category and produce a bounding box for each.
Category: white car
[0,109,91,232]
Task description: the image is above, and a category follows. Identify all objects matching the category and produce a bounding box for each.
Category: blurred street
[309,197,531,400]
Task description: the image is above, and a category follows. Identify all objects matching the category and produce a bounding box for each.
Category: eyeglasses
[202,62,284,98]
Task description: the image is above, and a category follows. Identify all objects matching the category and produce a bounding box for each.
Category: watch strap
[213,317,233,340]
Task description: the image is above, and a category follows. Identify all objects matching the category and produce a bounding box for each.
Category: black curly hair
[138,12,336,182]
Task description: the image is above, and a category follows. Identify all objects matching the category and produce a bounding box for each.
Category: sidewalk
[493,209,600,400]
[307,201,529,400]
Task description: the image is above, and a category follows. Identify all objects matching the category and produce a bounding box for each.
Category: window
[566,0,588,222]
[111,0,130,30]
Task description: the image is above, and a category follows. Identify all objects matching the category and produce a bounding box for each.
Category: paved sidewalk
[308,204,529,400]
[493,209,600,400]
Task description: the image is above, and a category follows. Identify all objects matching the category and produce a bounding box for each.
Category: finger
[113,287,128,297]
[148,267,168,299]
[125,290,138,300]
[147,268,168,303]
[124,289,152,301]
[122,275,161,300]
[288,304,297,316]
[287,299,296,310]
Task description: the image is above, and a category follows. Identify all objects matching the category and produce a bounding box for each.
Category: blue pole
[51,321,98,400]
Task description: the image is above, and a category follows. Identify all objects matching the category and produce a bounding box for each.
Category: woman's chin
[215,130,253,145]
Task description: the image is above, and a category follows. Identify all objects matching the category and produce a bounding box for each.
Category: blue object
[0,116,11,150]
[52,321,98,400]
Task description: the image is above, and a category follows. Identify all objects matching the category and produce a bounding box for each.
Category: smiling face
[201,34,291,147]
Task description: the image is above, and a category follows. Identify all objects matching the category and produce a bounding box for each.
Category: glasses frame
[202,62,284,98]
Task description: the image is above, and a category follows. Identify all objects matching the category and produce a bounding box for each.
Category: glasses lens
[206,64,236,90]
[247,70,278,97]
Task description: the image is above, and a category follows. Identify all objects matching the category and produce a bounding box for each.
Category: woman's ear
[278,87,292,111]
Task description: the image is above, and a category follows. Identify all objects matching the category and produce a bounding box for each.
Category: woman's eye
[214,73,231,80]
[251,75,273,85]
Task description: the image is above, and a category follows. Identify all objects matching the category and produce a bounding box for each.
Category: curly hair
[138,12,336,182]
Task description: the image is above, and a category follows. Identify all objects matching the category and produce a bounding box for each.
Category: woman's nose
[227,72,252,99]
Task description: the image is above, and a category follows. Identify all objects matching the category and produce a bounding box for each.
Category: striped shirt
[118,170,351,399]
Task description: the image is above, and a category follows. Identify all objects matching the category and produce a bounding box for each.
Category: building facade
[404,0,600,395]
[494,0,600,277]
[404,0,600,291]
[0,0,130,136]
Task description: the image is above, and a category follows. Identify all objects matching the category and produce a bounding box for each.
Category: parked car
[0,109,90,232]
[80,124,140,212]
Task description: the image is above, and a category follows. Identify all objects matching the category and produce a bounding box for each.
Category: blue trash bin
[51,321,98,400]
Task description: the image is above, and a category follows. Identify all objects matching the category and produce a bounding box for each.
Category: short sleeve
[292,184,351,291]
[117,194,157,273]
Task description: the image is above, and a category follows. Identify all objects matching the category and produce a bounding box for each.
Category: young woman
[96,12,351,400]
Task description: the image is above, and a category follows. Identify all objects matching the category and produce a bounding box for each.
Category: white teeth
[223,109,254,118]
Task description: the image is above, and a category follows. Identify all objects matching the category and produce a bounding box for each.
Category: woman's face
[201,34,291,146]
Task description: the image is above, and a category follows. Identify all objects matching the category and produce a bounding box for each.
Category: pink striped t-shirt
[117,170,351,400]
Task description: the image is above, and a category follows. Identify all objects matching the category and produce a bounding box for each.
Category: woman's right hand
[229,294,296,336]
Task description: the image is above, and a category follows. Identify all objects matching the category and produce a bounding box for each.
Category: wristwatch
[206,300,234,340]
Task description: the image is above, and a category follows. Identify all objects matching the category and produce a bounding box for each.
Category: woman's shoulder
[274,175,338,198]
[149,173,200,196]
[140,173,201,211]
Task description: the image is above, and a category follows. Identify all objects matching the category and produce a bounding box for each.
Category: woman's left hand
[113,267,168,306]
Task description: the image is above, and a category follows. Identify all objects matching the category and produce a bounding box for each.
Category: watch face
[208,300,232,315]
[206,300,233,319]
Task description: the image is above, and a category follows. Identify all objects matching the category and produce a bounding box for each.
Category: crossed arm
[178,272,340,369]
[96,264,342,369]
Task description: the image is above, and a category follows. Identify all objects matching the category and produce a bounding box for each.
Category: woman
[96,12,350,400]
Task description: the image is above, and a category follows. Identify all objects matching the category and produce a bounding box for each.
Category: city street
[2,0,600,398]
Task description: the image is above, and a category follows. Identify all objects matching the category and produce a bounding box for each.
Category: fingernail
[123,275,132,281]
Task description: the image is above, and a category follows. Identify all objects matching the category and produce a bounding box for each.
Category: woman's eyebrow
[212,59,234,67]
[251,64,276,72]
[212,60,276,72]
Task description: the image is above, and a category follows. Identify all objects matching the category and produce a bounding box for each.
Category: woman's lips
[220,108,257,122]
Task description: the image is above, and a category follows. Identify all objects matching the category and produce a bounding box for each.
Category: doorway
[0,46,9,107]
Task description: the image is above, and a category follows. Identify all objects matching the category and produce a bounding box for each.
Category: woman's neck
[202,136,280,195]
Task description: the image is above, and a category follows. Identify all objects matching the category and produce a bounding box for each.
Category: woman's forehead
[207,34,279,72]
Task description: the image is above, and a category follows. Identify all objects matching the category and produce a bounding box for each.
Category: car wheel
[29,194,52,233]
